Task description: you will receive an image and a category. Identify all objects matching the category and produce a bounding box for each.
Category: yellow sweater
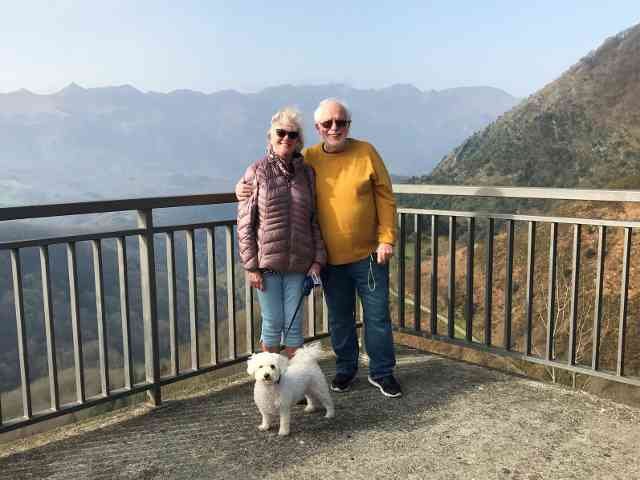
[303,139,397,265]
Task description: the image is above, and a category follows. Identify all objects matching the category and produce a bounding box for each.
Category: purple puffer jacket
[237,154,326,273]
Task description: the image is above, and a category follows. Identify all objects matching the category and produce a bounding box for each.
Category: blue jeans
[255,272,306,348]
[321,255,396,379]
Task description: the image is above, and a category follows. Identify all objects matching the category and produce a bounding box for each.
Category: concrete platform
[1,346,639,480]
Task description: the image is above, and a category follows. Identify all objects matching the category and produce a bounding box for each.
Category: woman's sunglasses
[275,129,300,140]
[318,119,351,130]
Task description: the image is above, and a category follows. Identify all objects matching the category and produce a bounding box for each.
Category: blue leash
[282,273,321,344]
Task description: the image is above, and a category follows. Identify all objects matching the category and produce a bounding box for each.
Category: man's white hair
[313,98,352,123]
[268,106,305,152]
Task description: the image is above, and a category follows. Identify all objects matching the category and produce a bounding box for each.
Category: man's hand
[376,243,393,264]
[248,271,264,291]
[235,181,254,201]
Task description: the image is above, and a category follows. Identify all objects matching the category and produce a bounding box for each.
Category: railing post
[186,229,200,371]
[430,215,438,334]
[546,223,558,361]
[137,209,161,406]
[397,213,406,328]
[413,214,422,331]
[225,225,237,359]
[245,273,255,354]
[11,249,32,419]
[465,217,475,342]
[447,216,456,338]
[485,218,495,347]
[206,227,219,365]
[503,220,513,350]
[592,226,606,370]
[568,224,581,366]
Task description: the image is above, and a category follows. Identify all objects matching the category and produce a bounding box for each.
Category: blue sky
[0,1,637,97]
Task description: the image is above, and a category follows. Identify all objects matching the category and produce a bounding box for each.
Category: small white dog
[247,343,335,436]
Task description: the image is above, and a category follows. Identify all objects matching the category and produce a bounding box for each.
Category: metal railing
[393,184,640,388]
[2,184,640,434]
[0,194,330,433]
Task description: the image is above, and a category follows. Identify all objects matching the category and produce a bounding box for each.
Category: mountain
[417,23,640,189]
[0,83,518,206]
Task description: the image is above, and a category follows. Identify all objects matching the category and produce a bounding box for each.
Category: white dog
[247,343,335,436]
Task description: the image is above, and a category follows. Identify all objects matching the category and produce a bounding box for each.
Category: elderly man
[237,99,401,398]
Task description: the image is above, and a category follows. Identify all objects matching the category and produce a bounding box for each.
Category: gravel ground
[0,346,638,480]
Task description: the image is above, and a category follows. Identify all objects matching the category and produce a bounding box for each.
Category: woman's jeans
[321,255,396,379]
[255,271,306,348]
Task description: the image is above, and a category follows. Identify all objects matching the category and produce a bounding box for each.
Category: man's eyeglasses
[275,129,300,140]
[318,119,351,130]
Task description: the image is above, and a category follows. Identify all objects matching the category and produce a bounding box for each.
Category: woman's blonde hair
[268,106,305,152]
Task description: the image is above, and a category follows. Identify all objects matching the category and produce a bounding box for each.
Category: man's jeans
[256,271,306,348]
[322,255,396,379]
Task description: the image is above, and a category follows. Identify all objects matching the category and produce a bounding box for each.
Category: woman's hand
[307,262,322,277]
[235,181,254,201]
[248,271,264,291]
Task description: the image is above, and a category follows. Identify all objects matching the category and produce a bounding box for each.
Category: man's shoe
[331,372,357,392]
[368,375,402,398]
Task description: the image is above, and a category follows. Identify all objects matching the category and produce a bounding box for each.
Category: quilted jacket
[237,154,326,273]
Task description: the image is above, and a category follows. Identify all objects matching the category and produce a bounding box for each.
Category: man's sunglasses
[318,119,351,130]
[275,129,300,140]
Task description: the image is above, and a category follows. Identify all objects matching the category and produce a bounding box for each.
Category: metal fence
[2,184,640,434]
[0,194,329,433]
[393,184,640,389]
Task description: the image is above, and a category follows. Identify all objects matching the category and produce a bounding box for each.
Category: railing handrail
[0,193,238,221]
[393,184,640,203]
[4,184,640,222]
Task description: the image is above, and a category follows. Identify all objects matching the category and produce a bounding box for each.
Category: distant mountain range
[0,83,518,206]
[416,23,640,189]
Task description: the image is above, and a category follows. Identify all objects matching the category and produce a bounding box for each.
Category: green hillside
[414,23,640,189]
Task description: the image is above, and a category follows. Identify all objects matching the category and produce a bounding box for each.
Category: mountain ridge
[0,82,519,205]
[418,22,640,189]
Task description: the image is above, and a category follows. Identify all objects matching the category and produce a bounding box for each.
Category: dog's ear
[247,354,256,375]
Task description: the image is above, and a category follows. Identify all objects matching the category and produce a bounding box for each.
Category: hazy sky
[1,1,637,97]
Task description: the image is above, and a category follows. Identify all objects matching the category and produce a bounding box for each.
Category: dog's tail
[290,342,324,365]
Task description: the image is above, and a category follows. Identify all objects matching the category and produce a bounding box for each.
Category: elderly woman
[237,107,326,358]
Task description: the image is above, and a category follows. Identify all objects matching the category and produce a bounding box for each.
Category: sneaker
[368,375,402,398]
[331,372,357,392]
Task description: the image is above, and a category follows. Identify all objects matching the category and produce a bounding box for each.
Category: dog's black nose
[263,373,271,380]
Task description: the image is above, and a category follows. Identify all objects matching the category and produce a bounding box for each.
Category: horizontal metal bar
[397,208,640,229]
[393,184,640,203]
[0,228,146,251]
[394,327,640,388]
[0,220,238,250]
[158,332,332,386]
[4,185,639,222]
[0,193,238,221]
[153,219,236,234]
[0,384,153,434]
[2,330,333,433]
